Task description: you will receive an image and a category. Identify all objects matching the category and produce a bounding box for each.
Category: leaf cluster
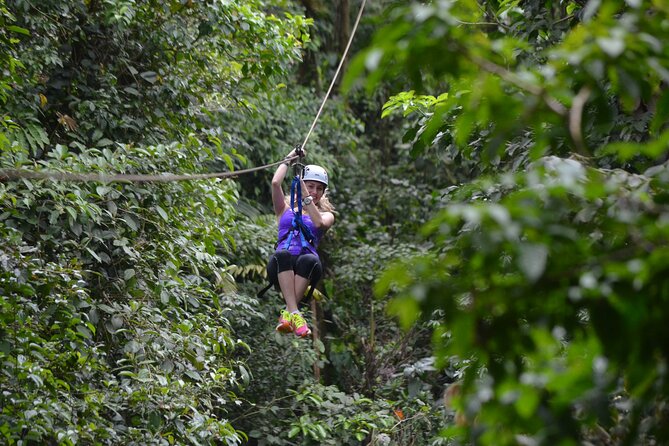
[0,140,252,444]
[2,0,310,152]
[344,0,669,444]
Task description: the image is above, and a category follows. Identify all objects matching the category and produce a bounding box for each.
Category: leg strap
[257,282,273,299]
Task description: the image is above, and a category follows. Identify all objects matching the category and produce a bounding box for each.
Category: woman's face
[304,180,326,202]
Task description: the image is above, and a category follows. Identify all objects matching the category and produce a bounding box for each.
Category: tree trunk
[311,298,322,381]
[297,0,324,91]
[335,0,351,87]
[337,0,351,54]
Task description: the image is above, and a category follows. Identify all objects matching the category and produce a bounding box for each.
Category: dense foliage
[2,0,310,150]
[3,0,669,445]
[0,139,257,442]
[348,0,669,444]
[1,0,315,444]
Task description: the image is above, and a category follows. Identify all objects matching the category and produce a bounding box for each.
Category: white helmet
[302,164,329,187]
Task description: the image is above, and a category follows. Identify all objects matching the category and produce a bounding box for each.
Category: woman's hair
[317,191,335,213]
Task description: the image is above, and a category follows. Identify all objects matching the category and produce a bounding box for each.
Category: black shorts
[266,250,322,286]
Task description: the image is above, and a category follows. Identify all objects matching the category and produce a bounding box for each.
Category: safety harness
[282,175,316,252]
[257,162,320,302]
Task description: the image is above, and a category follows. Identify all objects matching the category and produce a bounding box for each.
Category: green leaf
[288,426,300,438]
[123,340,141,353]
[239,364,250,386]
[155,205,169,221]
[387,296,421,330]
[97,304,116,314]
[517,243,548,282]
[76,325,92,339]
[65,206,77,220]
[650,89,669,135]
[7,25,30,36]
[96,186,111,196]
[602,129,669,160]
[140,71,158,84]
[85,247,102,262]
[515,387,540,419]
[107,201,118,216]
[566,3,579,14]
[315,424,328,439]
[124,214,139,231]
[453,108,476,148]
[222,153,234,171]
[26,125,48,149]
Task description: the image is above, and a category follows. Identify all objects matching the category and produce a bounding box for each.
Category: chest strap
[282,175,315,252]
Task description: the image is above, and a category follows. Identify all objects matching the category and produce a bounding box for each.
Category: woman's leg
[269,251,300,312]
[289,254,322,337]
[278,270,299,312]
[294,254,322,304]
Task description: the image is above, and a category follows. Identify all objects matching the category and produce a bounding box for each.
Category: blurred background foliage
[2,0,669,445]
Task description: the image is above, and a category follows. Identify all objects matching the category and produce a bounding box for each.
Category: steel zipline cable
[0,0,367,184]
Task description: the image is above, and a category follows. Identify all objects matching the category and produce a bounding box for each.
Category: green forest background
[2,0,669,445]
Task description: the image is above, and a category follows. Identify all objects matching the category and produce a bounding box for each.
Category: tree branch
[468,54,568,116]
[569,85,592,155]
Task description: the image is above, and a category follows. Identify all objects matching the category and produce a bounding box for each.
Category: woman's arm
[271,164,289,217]
[271,148,301,217]
[309,208,335,230]
[301,179,335,230]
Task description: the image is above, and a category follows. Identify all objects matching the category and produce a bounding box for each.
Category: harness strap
[282,175,315,252]
[262,177,318,301]
[257,282,274,298]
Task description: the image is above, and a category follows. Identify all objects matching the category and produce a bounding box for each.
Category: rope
[0,0,367,183]
[0,155,299,183]
[299,0,367,153]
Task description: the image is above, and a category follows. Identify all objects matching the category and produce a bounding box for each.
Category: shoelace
[292,313,307,328]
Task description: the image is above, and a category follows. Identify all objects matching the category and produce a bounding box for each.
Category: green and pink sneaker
[275,309,293,333]
[291,312,311,338]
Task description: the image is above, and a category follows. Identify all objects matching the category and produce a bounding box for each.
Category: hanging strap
[257,282,274,298]
[282,175,315,252]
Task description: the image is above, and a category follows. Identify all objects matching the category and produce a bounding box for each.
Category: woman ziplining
[259,0,366,337]
[266,147,335,338]
[0,1,363,343]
